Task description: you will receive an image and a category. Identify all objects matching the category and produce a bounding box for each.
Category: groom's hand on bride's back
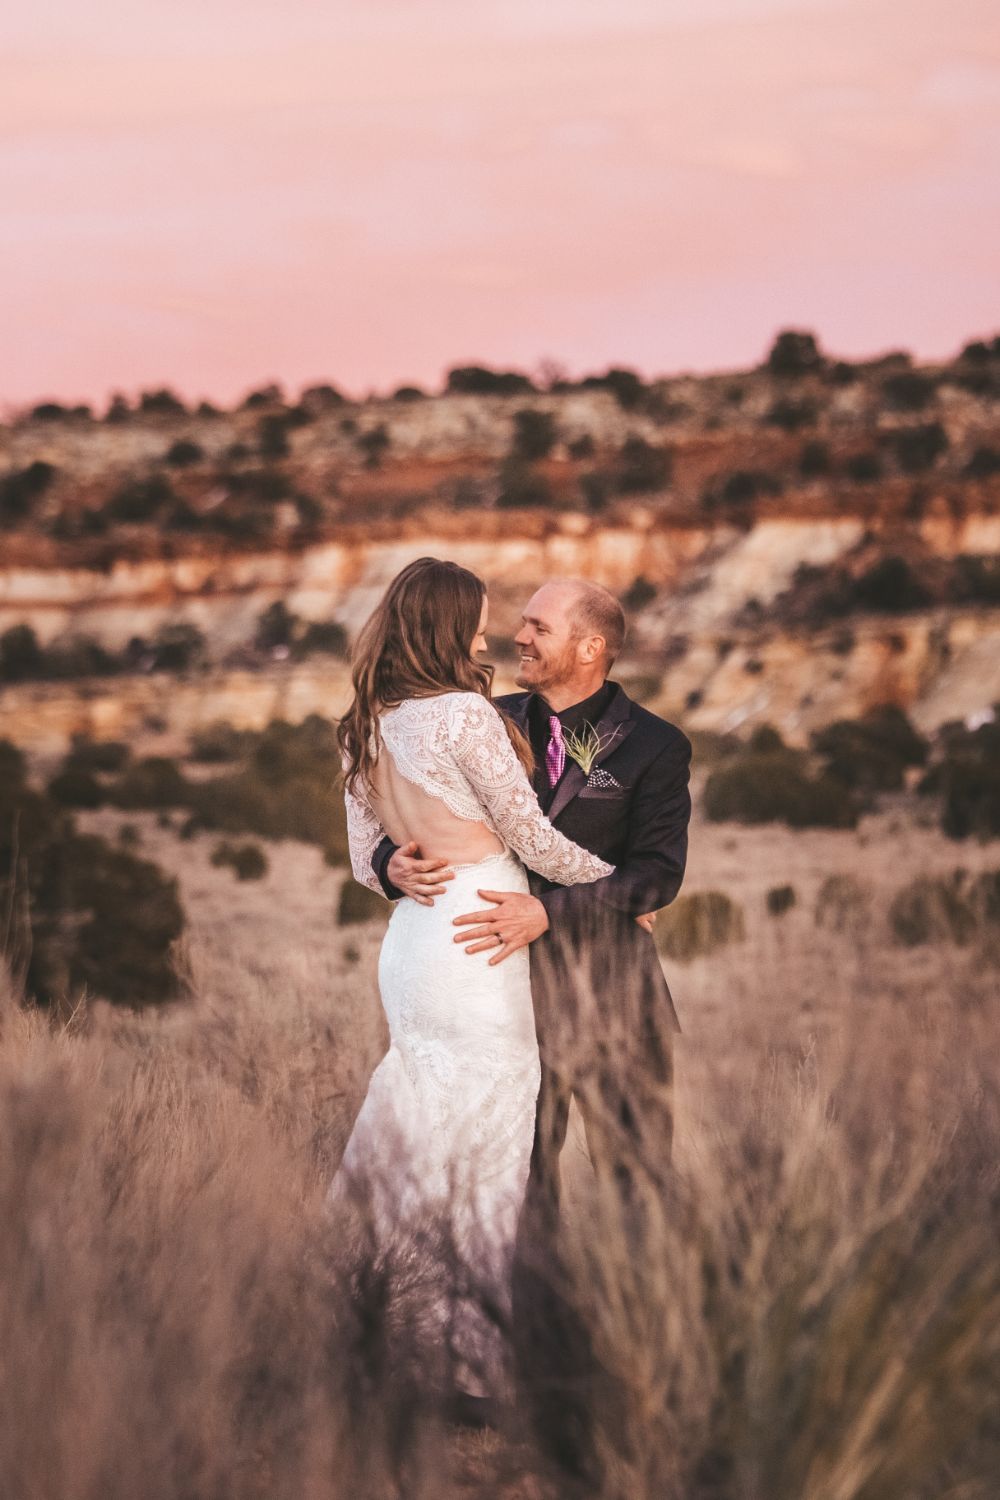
[386,842,455,906]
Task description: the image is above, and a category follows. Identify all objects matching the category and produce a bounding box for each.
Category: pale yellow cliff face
[2,513,999,755]
[0,514,869,643]
[0,664,355,758]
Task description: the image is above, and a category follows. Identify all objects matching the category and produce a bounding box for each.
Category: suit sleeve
[537,733,692,929]
[372,833,403,900]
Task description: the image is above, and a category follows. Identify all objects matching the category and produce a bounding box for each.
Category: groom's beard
[515,639,579,694]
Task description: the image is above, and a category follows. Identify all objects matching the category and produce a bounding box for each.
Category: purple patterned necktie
[545,714,566,788]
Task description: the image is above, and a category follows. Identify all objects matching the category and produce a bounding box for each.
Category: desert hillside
[2,329,999,752]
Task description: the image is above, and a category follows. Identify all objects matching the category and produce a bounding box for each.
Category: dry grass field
[2,788,998,1498]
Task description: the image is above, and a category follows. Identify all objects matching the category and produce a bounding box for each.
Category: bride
[328,556,613,1401]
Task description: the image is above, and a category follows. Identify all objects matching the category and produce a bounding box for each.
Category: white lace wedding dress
[328,691,612,1395]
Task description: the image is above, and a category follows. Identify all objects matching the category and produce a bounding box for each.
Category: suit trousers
[520,915,676,1223]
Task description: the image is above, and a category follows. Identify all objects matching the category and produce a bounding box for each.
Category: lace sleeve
[444,694,614,886]
[344,777,389,896]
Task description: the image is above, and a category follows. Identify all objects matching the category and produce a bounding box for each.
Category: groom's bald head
[557,578,627,668]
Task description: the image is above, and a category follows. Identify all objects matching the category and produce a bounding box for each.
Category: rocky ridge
[2,334,999,751]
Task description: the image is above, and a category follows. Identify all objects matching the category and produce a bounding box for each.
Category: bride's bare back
[368,751,505,865]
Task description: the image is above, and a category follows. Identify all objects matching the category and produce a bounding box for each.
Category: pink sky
[2,0,999,409]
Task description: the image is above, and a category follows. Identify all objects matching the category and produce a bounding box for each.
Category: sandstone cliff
[3,339,998,751]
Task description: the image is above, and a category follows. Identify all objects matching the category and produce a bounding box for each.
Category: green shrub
[654,891,746,962]
[951,364,999,397]
[67,836,184,1003]
[964,446,1000,479]
[104,393,131,423]
[765,397,818,431]
[357,424,391,469]
[337,879,389,926]
[704,750,860,828]
[702,469,783,513]
[184,716,350,857]
[766,329,824,377]
[578,471,612,513]
[210,840,269,881]
[845,450,883,483]
[971,870,1000,927]
[30,400,72,421]
[299,620,349,657]
[66,737,131,775]
[616,436,671,494]
[189,722,254,763]
[141,623,206,672]
[257,413,290,459]
[512,408,557,461]
[107,474,176,522]
[888,872,978,947]
[256,600,297,652]
[919,715,1000,840]
[828,359,859,383]
[814,874,874,935]
[0,624,43,681]
[496,460,553,510]
[48,768,105,809]
[165,439,204,466]
[241,383,283,409]
[41,635,120,680]
[139,387,186,416]
[812,706,928,794]
[110,756,189,810]
[622,576,657,611]
[1,780,185,1007]
[852,556,931,612]
[959,338,995,364]
[882,371,937,412]
[446,366,535,396]
[0,460,57,524]
[579,367,646,410]
[0,739,28,791]
[766,884,796,917]
[890,423,948,475]
[950,555,1000,605]
[300,381,347,412]
[748,723,786,754]
[799,439,831,477]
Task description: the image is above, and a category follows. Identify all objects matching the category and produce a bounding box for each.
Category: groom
[371,577,692,1208]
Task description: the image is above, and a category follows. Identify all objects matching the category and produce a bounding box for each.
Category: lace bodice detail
[344,691,613,894]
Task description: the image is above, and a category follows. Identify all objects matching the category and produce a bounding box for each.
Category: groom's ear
[578,632,607,665]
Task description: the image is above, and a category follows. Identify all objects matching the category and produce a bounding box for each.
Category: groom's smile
[513,584,585,695]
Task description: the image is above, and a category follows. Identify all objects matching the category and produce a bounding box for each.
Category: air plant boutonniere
[562,721,619,777]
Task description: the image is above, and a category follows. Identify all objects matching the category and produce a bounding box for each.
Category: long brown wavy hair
[337,557,533,794]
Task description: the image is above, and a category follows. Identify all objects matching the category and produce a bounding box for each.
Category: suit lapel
[546,684,635,823]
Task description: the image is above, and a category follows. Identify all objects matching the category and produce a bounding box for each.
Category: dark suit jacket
[372,682,692,1042]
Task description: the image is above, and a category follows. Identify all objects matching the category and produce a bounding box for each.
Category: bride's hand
[635,911,657,933]
[387,842,455,906]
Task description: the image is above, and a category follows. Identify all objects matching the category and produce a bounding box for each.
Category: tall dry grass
[1,909,998,1500]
